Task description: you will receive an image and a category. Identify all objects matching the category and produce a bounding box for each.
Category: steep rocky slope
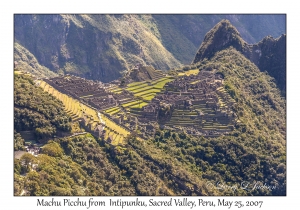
[193,20,286,95]
[14,15,285,82]
[14,43,57,78]
[14,15,181,82]
[152,14,285,63]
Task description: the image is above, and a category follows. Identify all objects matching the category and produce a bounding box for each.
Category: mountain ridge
[14,43,57,78]
[14,15,286,82]
[193,19,286,95]
[14,46,286,196]
[14,17,286,196]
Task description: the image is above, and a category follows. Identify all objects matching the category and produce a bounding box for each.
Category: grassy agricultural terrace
[104,69,199,115]
[38,80,130,145]
[103,76,175,117]
[177,69,199,76]
[37,66,213,144]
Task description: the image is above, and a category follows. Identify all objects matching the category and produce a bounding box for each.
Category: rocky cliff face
[14,15,286,83]
[14,43,57,78]
[193,20,286,95]
[193,20,247,63]
[14,15,181,82]
[254,35,286,95]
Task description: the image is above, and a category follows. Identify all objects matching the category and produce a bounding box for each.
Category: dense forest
[14,74,71,142]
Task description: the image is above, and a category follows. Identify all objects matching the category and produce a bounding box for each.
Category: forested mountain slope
[14,43,57,78]
[14,48,286,196]
[14,17,286,196]
[14,14,285,82]
[193,19,286,95]
[14,73,71,141]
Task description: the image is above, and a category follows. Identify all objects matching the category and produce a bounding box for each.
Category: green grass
[151,77,169,84]
[114,90,123,94]
[190,80,200,84]
[104,106,120,113]
[130,102,148,108]
[126,77,173,101]
[128,86,153,94]
[110,88,123,93]
[134,89,161,97]
[80,94,94,98]
[178,69,199,76]
[121,100,142,108]
[143,94,156,101]
[125,76,173,103]
[153,79,173,89]
[127,81,148,87]
[109,109,121,115]
[126,83,149,91]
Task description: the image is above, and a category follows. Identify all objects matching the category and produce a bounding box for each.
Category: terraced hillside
[38,80,130,145]
[14,17,286,198]
[124,64,167,82]
[178,69,199,77]
[101,77,173,127]
[14,73,72,142]
[126,77,174,100]
[165,101,233,137]
[158,70,235,137]
[102,74,175,118]
[36,61,239,143]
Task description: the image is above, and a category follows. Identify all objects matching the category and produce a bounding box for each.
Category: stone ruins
[43,65,237,141]
[133,70,236,138]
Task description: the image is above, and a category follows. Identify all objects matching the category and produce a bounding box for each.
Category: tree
[20,153,36,171]
[41,141,63,157]
[120,78,126,87]
[14,131,25,151]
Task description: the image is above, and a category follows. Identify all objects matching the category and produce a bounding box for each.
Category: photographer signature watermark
[206,181,277,193]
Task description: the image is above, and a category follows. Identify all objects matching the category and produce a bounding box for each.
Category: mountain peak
[193,19,246,63]
[192,19,286,96]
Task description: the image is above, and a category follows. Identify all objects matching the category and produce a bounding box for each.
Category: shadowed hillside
[193,20,286,96]
[14,43,57,78]
[14,15,285,82]
[14,15,181,82]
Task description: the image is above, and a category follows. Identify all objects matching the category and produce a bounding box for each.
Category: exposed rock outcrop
[192,20,286,95]
[14,15,181,82]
